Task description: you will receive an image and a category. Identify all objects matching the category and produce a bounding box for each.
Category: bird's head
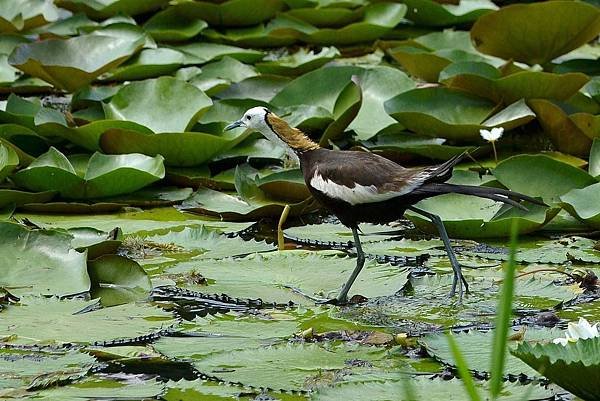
[224,106,270,132]
[224,107,319,153]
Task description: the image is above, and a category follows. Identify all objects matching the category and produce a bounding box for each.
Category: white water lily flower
[553,317,599,346]
[479,127,504,142]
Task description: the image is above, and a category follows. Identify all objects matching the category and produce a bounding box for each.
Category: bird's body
[226,107,544,304]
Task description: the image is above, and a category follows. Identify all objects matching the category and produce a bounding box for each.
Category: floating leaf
[190,342,391,391]
[385,88,535,141]
[255,46,340,76]
[494,154,597,203]
[0,188,55,208]
[13,147,165,199]
[144,225,275,259]
[0,143,18,181]
[143,6,208,42]
[55,0,169,19]
[28,376,165,400]
[103,77,213,133]
[440,64,589,104]
[512,337,600,401]
[100,128,248,167]
[0,297,175,345]
[182,57,258,96]
[167,251,409,305]
[167,42,264,65]
[561,183,600,229]
[102,48,185,82]
[53,120,152,152]
[0,0,61,33]
[471,1,600,65]
[171,0,286,27]
[8,33,145,91]
[256,169,310,201]
[88,254,152,306]
[529,99,596,157]
[406,194,551,238]
[402,0,497,27]
[0,222,89,297]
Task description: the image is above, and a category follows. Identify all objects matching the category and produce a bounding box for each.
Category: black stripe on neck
[263,108,274,133]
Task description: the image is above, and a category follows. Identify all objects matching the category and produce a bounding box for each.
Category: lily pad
[0,297,176,345]
[28,376,166,400]
[255,46,340,76]
[181,57,258,96]
[0,222,89,297]
[167,42,264,65]
[167,251,409,305]
[0,0,61,33]
[440,63,589,104]
[406,194,551,238]
[88,254,152,306]
[561,183,600,229]
[0,143,18,181]
[529,99,597,157]
[402,0,497,27]
[143,6,208,42]
[0,94,66,132]
[100,128,248,167]
[143,225,275,259]
[385,88,535,141]
[471,1,600,65]
[8,33,145,91]
[102,48,185,82]
[512,337,600,401]
[494,154,597,203]
[0,188,55,208]
[13,147,165,199]
[172,0,286,27]
[55,0,169,19]
[53,120,152,152]
[103,77,213,133]
[256,169,310,201]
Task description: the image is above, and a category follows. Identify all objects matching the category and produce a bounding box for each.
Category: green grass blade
[490,219,519,398]
[447,332,483,401]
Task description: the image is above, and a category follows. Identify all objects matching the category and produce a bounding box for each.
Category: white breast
[309,169,412,206]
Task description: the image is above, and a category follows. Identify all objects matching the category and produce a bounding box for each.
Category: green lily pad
[402,0,497,27]
[189,342,391,391]
[561,183,600,229]
[13,147,165,199]
[0,297,176,345]
[348,66,415,140]
[364,131,472,160]
[512,337,600,401]
[529,99,596,157]
[0,94,66,133]
[494,154,597,203]
[422,328,563,378]
[0,188,55,208]
[143,225,275,259]
[102,48,185,82]
[100,128,248,167]
[181,57,258,96]
[167,251,409,305]
[385,88,535,141]
[143,6,208,42]
[167,42,264,65]
[0,142,18,181]
[8,33,145,91]
[53,120,152,152]
[440,63,589,104]
[313,378,554,401]
[55,0,169,19]
[27,376,165,401]
[88,254,152,306]
[0,222,89,297]
[0,348,96,395]
[283,5,363,28]
[0,0,61,33]
[255,46,340,76]
[590,139,600,178]
[172,0,286,27]
[284,222,402,244]
[256,169,310,201]
[471,1,600,65]
[406,194,551,238]
[103,77,213,133]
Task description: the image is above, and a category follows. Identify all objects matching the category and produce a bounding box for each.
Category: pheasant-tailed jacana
[225,107,544,304]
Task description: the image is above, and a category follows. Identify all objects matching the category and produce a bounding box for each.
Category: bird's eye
[245,115,251,120]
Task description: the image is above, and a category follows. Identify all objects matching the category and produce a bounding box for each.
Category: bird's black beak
[224,120,244,131]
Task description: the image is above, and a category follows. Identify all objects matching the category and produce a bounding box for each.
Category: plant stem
[491,141,498,165]
[277,204,291,250]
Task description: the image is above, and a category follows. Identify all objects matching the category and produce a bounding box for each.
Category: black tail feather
[417,182,547,210]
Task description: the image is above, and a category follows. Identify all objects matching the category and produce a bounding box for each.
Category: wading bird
[225,107,544,305]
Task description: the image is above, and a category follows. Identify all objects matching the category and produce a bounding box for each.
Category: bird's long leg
[329,226,366,305]
[408,206,469,302]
